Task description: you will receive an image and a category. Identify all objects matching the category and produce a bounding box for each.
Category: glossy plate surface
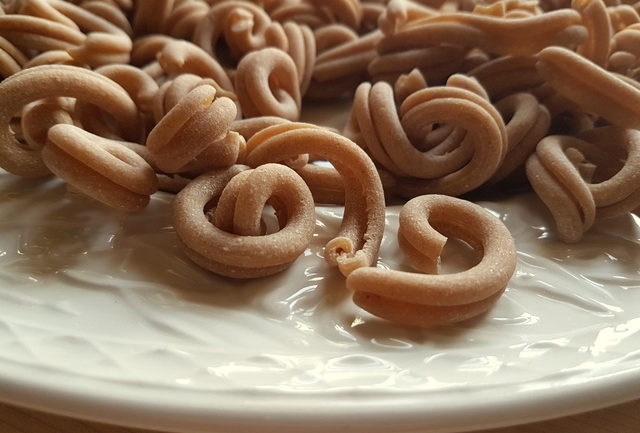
[0,170,639,433]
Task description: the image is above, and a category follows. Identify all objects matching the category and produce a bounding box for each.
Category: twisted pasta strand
[42,124,158,211]
[173,163,316,278]
[146,83,240,173]
[525,126,640,242]
[234,47,301,120]
[243,122,385,276]
[348,194,517,327]
[0,64,139,177]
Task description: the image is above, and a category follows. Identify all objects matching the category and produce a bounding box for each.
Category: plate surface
[0,170,639,433]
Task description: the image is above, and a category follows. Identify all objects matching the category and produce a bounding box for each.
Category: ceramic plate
[0,166,639,433]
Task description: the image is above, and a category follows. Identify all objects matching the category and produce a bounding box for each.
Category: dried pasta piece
[74,64,159,141]
[536,46,640,129]
[80,0,133,36]
[308,29,381,99]
[146,83,241,173]
[42,124,158,211]
[231,116,290,140]
[156,39,234,93]
[173,163,316,278]
[193,1,287,65]
[490,92,550,183]
[348,194,517,327]
[349,70,507,197]
[20,97,74,150]
[283,21,316,95]
[377,9,587,57]
[234,47,301,120]
[0,13,85,52]
[243,122,385,276]
[573,0,611,68]
[0,35,27,78]
[162,0,209,40]
[526,126,640,242]
[0,64,139,177]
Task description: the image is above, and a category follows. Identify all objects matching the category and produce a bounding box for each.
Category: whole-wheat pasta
[234,47,301,120]
[146,83,240,173]
[536,46,640,129]
[0,64,139,177]
[348,194,517,327]
[243,122,385,276]
[42,124,158,211]
[173,163,316,278]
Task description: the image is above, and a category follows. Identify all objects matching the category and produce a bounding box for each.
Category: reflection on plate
[0,171,639,433]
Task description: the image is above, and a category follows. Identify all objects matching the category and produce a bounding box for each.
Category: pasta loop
[348,194,517,327]
[173,163,316,278]
[243,122,386,276]
[42,124,158,211]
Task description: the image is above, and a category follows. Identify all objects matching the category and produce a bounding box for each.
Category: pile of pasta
[0,0,638,327]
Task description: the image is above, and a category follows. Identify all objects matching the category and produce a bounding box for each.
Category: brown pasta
[377,9,587,57]
[536,46,640,129]
[242,122,385,276]
[348,194,517,327]
[234,47,301,120]
[41,124,158,211]
[0,64,139,177]
[526,126,640,242]
[146,83,241,173]
[192,1,287,65]
[173,163,316,278]
[349,70,508,197]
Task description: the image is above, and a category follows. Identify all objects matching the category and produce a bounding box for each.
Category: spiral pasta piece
[41,124,158,211]
[235,47,301,120]
[243,122,385,276]
[146,83,241,173]
[536,46,640,129]
[350,70,507,197]
[80,0,133,36]
[348,194,517,327]
[20,0,133,66]
[173,163,316,278]
[526,126,640,242]
[0,64,139,177]
[490,92,550,183]
[193,1,287,64]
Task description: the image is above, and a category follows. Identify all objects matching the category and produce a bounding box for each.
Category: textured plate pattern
[0,172,639,433]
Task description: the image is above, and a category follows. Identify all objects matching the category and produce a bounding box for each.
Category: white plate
[0,169,639,433]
